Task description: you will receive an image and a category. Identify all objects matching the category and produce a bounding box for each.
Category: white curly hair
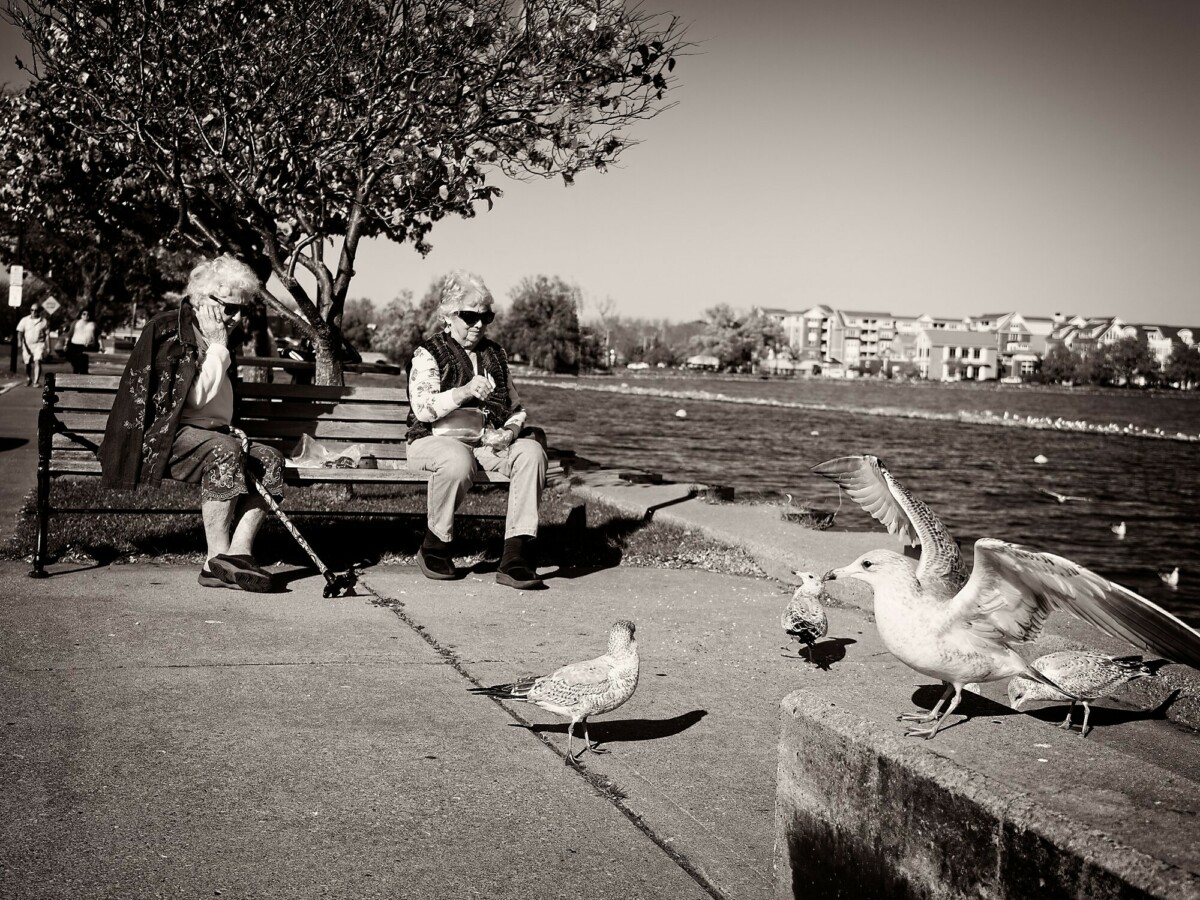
[185,254,262,306]
[437,270,494,317]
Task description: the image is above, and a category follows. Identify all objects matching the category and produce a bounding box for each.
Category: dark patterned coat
[99,304,235,490]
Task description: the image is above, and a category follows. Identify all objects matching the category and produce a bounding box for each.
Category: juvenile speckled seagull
[782,571,830,663]
[814,455,1200,739]
[469,620,639,763]
[1008,651,1159,737]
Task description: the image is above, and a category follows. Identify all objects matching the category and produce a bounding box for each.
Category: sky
[3,1,1200,326]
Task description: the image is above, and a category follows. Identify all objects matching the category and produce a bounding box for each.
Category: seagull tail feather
[468,675,540,700]
[1023,664,1083,702]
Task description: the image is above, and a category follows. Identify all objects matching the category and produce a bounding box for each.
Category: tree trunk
[313,329,344,386]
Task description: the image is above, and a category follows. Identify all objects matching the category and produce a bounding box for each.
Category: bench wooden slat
[237,400,409,422]
[46,457,562,483]
[238,383,409,402]
[53,375,410,404]
[238,420,410,441]
[53,412,412,444]
[53,374,122,390]
[45,391,120,411]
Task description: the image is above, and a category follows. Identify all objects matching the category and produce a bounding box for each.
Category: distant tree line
[339,290,787,376]
[1033,337,1200,389]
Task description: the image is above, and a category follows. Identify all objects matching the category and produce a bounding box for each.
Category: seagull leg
[582,720,608,755]
[906,685,964,739]
[1078,702,1093,738]
[1058,702,1077,731]
[565,720,579,765]
[899,682,953,723]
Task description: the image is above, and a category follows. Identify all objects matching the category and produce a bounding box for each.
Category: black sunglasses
[455,309,495,326]
[208,294,247,316]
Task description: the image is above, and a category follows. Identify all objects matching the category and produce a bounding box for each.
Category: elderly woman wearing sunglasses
[406,270,548,589]
[100,254,284,592]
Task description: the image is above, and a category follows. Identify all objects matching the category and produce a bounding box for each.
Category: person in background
[99,254,284,592]
[406,270,548,590]
[64,308,99,374]
[15,303,49,387]
[236,303,276,384]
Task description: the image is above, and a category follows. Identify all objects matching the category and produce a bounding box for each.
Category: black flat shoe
[496,564,545,590]
[198,568,242,590]
[417,546,458,580]
[209,554,274,592]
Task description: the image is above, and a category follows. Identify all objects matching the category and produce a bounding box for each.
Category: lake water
[520,373,1200,625]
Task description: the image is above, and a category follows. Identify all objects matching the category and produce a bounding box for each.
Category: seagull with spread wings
[814,455,1200,739]
[469,620,640,763]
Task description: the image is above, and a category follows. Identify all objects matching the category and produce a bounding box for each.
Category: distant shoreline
[523,375,1200,443]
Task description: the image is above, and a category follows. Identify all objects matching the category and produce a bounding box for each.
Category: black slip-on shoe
[496,564,545,590]
[209,554,274,593]
[417,546,458,580]
[198,568,242,589]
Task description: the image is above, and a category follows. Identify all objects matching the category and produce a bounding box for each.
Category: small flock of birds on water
[467,453,1198,758]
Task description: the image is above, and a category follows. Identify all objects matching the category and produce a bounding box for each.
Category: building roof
[920,330,999,348]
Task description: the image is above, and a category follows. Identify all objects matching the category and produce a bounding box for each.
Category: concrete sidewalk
[3,381,1199,897]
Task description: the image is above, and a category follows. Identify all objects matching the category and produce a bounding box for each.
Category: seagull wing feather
[812,455,967,591]
[952,539,1200,667]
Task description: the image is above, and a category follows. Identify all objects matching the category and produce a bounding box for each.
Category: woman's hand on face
[196,303,228,347]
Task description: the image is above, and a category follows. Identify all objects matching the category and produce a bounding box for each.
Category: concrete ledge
[775,684,1200,900]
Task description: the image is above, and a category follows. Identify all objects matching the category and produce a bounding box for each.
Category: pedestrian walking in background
[15,303,49,387]
[64,308,99,374]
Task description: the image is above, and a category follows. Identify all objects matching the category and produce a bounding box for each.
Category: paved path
[3,369,1199,899]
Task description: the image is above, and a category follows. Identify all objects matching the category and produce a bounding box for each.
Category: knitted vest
[406,332,512,443]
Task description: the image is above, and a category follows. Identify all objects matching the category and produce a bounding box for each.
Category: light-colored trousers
[407,435,547,542]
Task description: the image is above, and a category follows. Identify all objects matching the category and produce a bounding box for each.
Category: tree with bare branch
[3,0,687,383]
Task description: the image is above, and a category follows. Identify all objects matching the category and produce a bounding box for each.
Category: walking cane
[229,426,358,598]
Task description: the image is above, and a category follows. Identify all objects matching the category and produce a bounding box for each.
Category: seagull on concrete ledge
[1008,651,1162,737]
[781,572,830,664]
[814,455,1200,739]
[469,620,640,764]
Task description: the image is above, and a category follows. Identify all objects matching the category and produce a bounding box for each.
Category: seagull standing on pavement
[781,572,829,664]
[1008,651,1160,737]
[814,455,1200,739]
[469,620,640,763]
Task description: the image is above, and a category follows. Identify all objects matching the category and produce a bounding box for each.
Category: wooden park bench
[31,371,571,576]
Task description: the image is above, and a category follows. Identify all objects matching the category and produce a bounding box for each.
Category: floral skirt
[167,425,285,503]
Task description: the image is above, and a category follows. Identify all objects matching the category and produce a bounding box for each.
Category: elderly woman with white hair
[406,270,548,589]
[100,254,284,592]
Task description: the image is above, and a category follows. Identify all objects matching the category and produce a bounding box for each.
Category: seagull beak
[823,567,841,582]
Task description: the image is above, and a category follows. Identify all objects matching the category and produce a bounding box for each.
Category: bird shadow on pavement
[782,637,857,671]
[521,709,708,747]
[910,684,1016,720]
[0,437,29,452]
[1021,689,1181,733]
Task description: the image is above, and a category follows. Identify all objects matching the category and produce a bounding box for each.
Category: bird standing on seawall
[814,455,1200,740]
[468,620,640,763]
[782,572,830,664]
[1008,651,1160,737]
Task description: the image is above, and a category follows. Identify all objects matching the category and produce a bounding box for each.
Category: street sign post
[7,265,22,308]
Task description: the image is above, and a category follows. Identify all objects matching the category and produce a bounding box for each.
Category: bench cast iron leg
[30,376,55,578]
